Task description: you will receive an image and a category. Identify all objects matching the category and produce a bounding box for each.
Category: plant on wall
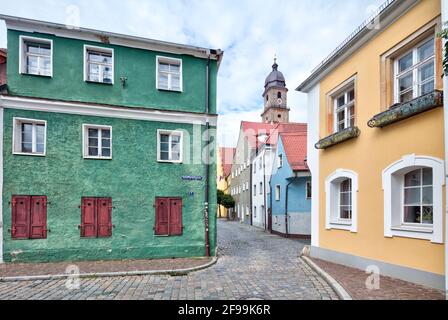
[438,22,448,77]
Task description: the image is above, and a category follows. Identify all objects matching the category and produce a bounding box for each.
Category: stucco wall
[2,108,217,262]
[317,0,445,275]
[6,30,218,114]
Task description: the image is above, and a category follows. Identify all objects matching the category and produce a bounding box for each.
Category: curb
[0,256,218,282]
[301,255,353,300]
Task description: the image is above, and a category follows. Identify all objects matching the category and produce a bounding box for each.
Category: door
[267,208,272,232]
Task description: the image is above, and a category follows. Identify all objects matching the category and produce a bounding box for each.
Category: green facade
[1,27,219,263]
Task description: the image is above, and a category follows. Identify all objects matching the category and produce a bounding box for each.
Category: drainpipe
[285,173,298,238]
[204,53,211,257]
[442,0,448,298]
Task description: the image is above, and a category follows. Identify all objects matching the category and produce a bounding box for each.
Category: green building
[0,15,223,263]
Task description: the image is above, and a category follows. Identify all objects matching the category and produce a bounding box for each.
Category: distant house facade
[297,0,447,290]
[0,15,223,263]
[270,132,310,238]
[217,147,235,218]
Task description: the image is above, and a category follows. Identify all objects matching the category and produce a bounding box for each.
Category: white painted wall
[306,84,320,247]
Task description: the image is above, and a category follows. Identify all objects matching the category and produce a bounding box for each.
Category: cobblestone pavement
[311,258,445,300]
[0,220,338,300]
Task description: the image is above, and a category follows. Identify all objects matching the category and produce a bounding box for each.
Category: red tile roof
[241,121,277,150]
[265,122,307,146]
[219,147,236,177]
[280,132,308,171]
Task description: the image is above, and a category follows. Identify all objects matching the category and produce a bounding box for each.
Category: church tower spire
[261,56,290,123]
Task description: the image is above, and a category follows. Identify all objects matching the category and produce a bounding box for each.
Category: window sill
[157,88,183,93]
[368,90,443,128]
[13,151,46,157]
[85,80,114,86]
[83,156,113,160]
[327,220,354,232]
[391,225,433,234]
[315,126,360,149]
[20,72,52,78]
[157,160,183,164]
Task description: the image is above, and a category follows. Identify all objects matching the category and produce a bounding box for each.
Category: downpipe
[204,53,211,257]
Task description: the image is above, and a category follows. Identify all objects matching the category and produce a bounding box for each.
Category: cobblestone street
[0,220,338,300]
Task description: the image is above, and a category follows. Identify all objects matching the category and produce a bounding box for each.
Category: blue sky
[0,0,384,147]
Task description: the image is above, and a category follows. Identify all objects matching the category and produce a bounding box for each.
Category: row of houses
[221,0,448,292]
[0,14,223,263]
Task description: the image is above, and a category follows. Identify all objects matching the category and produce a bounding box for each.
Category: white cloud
[0,0,385,147]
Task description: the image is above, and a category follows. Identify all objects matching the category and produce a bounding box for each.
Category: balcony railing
[315,126,360,150]
[368,90,443,128]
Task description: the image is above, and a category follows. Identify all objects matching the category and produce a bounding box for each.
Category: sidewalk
[310,258,445,300]
[0,257,213,280]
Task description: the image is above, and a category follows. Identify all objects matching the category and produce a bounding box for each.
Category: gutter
[204,54,211,257]
[285,172,299,237]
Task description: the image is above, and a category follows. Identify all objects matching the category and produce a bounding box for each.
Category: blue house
[270,132,311,238]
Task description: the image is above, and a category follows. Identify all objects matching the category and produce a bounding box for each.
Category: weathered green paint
[2,108,217,263]
[6,30,218,114]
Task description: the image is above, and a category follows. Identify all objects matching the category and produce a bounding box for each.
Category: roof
[0,14,223,65]
[265,122,307,145]
[0,49,6,56]
[219,147,236,177]
[264,62,286,96]
[280,132,308,171]
[296,0,418,92]
[241,121,278,150]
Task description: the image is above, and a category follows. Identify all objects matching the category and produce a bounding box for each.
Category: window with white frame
[13,118,46,156]
[259,182,263,195]
[157,130,183,163]
[383,155,443,243]
[275,185,281,201]
[306,181,312,199]
[254,206,257,218]
[157,56,182,91]
[20,36,52,77]
[277,154,283,168]
[395,37,435,103]
[84,46,114,84]
[83,125,112,159]
[325,169,358,232]
[259,159,262,170]
[253,184,257,195]
[333,85,355,133]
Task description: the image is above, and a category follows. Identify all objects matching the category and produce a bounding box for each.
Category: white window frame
[382,154,444,243]
[254,206,257,218]
[157,129,183,163]
[306,181,312,199]
[19,36,53,77]
[333,85,355,133]
[12,117,47,157]
[393,36,435,104]
[277,154,283,168]
[253,184,257,195]
[275,185,281,201]
[156,56,183,92]
[83,45,114,85]
[259,182,263,195]
[325,169,358,232]
[82,124,113,160]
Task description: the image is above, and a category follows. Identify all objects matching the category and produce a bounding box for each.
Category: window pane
[26,43,40,54]
[88,128,98,138]
[39,45,51,57]
[400,91,414,103]
[160,151,169,160]
[158,73,169,89]
[21,143,32,153]
[170,64,180,73]
[160,134,169,143]
[21,123,32,143]
[398,52,413,72]
[171,152,180,161]
[89,52,103,62]
[419,62,434,83]
[422,206,433,224]
[404,187,421,205]
[422,168,432,185]
[341,179,351,192]
[171,75,180,90]
[36,124,45,144]
[36,143,44,154]
[420,81,434,95]
[88,138,98,147]
[404,169,421,187]
[399,73,413,92]
[171,135,181,143]
[160,142,169,152]
[422,186,433,205]
[340,207,351,219]
[27,56,39,74]
[159,63,169,72]
[418,39,434,62]
[404,206,421,223]
[102,148,111,157]
[336,95,345,108]
[340,192,350,206]
[88,147,98,156]
[348,90,355,102]
[101,129,111,139]
[102,139,110,148]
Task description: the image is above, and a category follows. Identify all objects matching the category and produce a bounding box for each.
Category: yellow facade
[217,147,231,218]
[318,0,445,275]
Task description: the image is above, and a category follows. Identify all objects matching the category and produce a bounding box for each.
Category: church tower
[261,57,290,123]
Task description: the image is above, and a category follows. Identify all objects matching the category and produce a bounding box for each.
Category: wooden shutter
[81,197,96,237]
[169,198,183,236]
[155,198,169,236]
[97,198,112,238]
[11,195,30,239]
[30,196,47,239]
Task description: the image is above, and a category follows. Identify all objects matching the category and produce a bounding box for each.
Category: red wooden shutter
[155,198,169,235]
[81,197,96,237]
[30,196,47,239]
[169,198,183,236]
[11,195,31,239]
[97,198,112,238]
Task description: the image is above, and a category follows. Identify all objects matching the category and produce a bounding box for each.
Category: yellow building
[298,0,447,291]
[217,147,235,218]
